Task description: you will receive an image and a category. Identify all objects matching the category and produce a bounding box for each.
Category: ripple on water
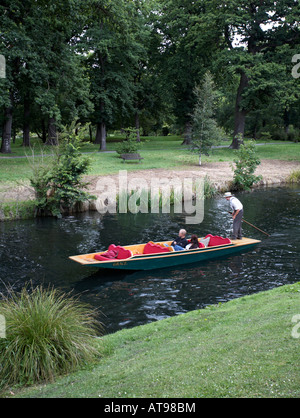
[0,186,300,333]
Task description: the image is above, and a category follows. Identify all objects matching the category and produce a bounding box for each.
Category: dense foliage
[190,72,224,165]
[0,0,299,153]
[115,127,141,155]
[30,122,95,216]
[231,140,262,190]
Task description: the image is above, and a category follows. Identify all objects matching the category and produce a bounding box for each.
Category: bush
[271,128,288,141]
[0,286,102,389]
[116,137,140,155]
[271,126,300,142]
[29,122,95,217]
[0,200,37,221]
[231,140,262,191]
[116,127,141,155]
[288,170,300,183]
[259,131,272,142]
[287,125,300,143]
[203,176,218,198]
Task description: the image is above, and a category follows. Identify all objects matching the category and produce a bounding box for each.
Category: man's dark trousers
[232,210,243,239]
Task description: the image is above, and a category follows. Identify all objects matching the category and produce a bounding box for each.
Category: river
[0,186,299,334]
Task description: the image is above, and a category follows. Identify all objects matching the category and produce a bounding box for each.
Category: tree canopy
[0,0,299,153]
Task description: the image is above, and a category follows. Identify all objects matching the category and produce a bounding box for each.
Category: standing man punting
[224,192,244,240]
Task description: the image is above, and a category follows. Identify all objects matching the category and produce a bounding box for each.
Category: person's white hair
[179,229,187,236]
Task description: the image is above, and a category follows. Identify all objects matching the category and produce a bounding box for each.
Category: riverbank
[7,281,300,398]
[86,158,300,194]
[1,137,300,220]
[1,159,300,220]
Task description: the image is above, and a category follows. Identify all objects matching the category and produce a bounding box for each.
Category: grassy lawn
[9,282,300,398]
[0,135,300,185]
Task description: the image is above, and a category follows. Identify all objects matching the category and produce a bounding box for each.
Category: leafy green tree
[130,1,168,141]
[31,0,93,145]
[81,0,145,150]
[0,0,29,153]
[156,0,223,144]
[214,0,300,148]
[0,0,92,153]
[190,72,223,166]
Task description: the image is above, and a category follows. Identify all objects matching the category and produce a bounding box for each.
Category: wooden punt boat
[69,237,261,271]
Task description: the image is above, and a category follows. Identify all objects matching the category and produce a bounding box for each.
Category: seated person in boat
[171,229,189,251]
[185,234,199,250]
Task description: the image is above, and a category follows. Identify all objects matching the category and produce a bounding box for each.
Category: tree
[190,72,223,166]
[31,0,93,145]
[156,0,224,144]
[130,1,168,141]
[214,0,300,148]
[0,0,28,153]
[0,0,93,153]
[81,0,144,150]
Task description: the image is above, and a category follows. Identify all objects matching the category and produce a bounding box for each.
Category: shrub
[203,176,218,198]
[116,127,141,155]
[29,122,95,217]
[259,131,272,142]
[116,137,140,155]
[0,200,37,221]
[287,125,300,143]
[271,128,288,141]
[288,170,300,183]
[0,286,102,389]
[231,140,262,191]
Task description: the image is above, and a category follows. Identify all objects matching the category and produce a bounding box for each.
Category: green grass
[1,136,299,186]
[9,282,300,398]
[287,170,300,183]
[0,200,37,221]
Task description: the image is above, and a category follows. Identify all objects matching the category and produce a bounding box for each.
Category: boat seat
[205,234,232,246]
[94,244,133,261]
[143,241,173,254]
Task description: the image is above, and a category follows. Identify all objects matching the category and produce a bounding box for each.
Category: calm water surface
[0,186,299,334]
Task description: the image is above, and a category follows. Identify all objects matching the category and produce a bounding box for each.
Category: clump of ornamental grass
[0,285,102,389]
[288,170,300,183]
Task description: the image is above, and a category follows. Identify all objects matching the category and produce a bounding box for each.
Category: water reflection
[0,186,300,334]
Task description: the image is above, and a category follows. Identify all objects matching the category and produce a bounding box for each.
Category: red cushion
[205,234,231,247]
[94,250,117,261]
[116,247,132,260]
[143,242,170,254]
[94,245,132,261]
[108,244,132,259]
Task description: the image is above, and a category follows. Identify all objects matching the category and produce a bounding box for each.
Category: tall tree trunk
[181,120,192,145]
[89,124,93,142]
[0,92,13,154]
[22,94,31,147]
[135,111,141,142]
[230,71,249,149]
[12,127,16,144]
[283,108,290,133]
[41,118,47,143]
[96,122,106,151]
[46,117,58,145]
